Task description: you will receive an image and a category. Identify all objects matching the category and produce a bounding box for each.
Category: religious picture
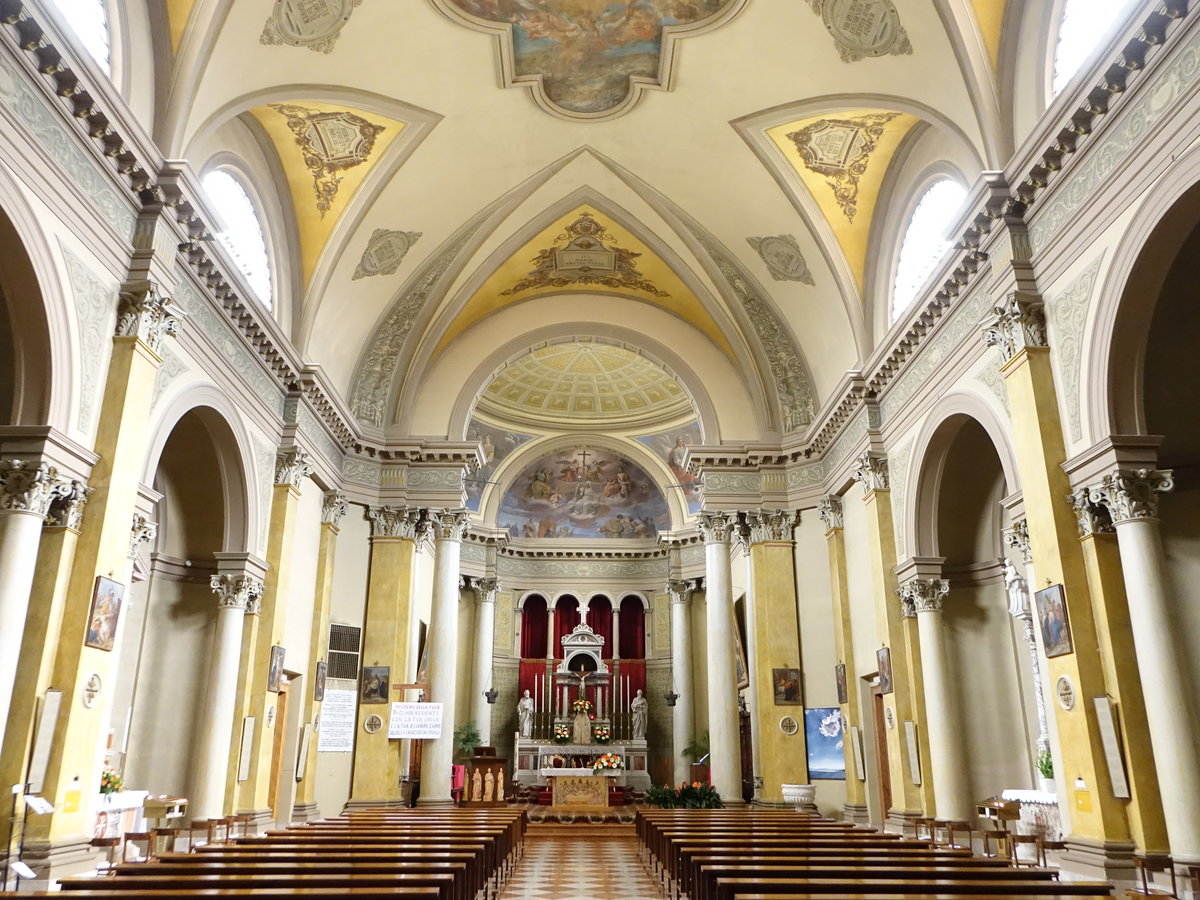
[84,576,124,652]
[635,421,704,514]
[314,660,327,702]
[835,663,848,705]
[772,667,802,705]
[360,665,389,704]
[267,645,286,693]
[1035,584,1073,658]
[877,647,893,694]
[804,707,846,780]
[464,416,533,512]
[733,624,750,689]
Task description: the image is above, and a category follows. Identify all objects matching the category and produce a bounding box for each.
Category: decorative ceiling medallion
[260,0,364,54]
[353,228,422,280]
[438,0,743,120]
[747,235,815,285]
[502,212,668,297]
[806,0,912,63]
[270,104,386,218]
[787,112,900,223]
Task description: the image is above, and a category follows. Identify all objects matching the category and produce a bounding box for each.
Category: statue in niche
[517,690,534,739]
[1004,557,1031,617]
[631,688,648,739]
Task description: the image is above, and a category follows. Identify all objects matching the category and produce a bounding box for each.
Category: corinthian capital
[1086,468,1174,525]
[471,577,499,604]
[274,449,313,489]
[45,479,92,531]
[321,490,348,527]
[983,291,1047,362]
[1067,487,1115,537]
[429,508,470,541]
[210,573,264,611]
[1003,517,1033,563]
[129,513,158,558]
[851,453,889,494]
[0,459,63,517]
[667,579,694,605]
[898,578,949,613]
[367,505,426,539]
[116,281,183,353]
[697,511,739,544]
[818,495,844,530]
[745,508,799,544]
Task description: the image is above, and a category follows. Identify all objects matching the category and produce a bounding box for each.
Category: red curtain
[519,659,549,699]
[520,595,547,659]
[618,596,645,659]
[553,596,581,654]
[614,659,646,698]
[586,595,613,655]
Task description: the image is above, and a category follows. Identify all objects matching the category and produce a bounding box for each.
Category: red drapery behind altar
[520,595,548,659]
[618,596,645,659]
[553,596,581,650]
[586,596,613,652]
[517,659,646,710]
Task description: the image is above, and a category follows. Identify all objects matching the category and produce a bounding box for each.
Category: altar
[542,771,613,810]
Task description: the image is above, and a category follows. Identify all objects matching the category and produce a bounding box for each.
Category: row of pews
[637,809,1116,900]
[2,808,525,900]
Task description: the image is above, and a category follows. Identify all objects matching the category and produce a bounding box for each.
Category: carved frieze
[805,0,912,63]
[787,112,900,222]
[260,0,364,54]
[746,235,815,284]
[353,228,422,280]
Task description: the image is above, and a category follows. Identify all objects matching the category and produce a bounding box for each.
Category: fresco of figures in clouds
[465,416,535,512]
[498,445,670,539]
[635,420,702,514]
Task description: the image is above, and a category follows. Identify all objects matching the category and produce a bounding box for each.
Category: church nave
[499,830,660,900]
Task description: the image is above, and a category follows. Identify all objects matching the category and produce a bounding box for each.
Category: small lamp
[664,690,679,707]
[484,688,498,704]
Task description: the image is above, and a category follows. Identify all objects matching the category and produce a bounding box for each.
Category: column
[1086,469,1200,863]
[668,579,696,785]
[900,578,971,821]
[1002,520,1050,757]
[984,291,1135,872]
[469,577,499,745]
[852,452,923,824]
[611,605,621,662]
[417,509,469,807]
[744,509,804,804]
[819,495,868,821]
[348,506,425,807]
[698,511,743,804]
[293,491,347,820]
[0,460,70,748]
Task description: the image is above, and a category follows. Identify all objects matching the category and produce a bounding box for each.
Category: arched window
[891,179,967,321]
[47,0,111,73]
[1052,0,1136,96]
[201,170,273,310]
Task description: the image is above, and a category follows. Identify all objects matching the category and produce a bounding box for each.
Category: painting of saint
[877,647,893,694]
[1035,584,1073,658]
[268,645,286,693]
[85,577,124,652]
[361,666,390,704]
[464,417,533,512]
[772,667,802,705]
[636,421,703,514]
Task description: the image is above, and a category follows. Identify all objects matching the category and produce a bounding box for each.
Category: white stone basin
[781,783,816,809]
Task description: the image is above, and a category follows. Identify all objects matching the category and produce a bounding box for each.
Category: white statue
[631,688,648,739]
[1004,557,1030,617]
[517,689,534,739]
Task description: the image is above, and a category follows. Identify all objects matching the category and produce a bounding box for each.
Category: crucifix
[575,448,591,479]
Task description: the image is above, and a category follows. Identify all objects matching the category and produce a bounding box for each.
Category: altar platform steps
[527,822,636,837]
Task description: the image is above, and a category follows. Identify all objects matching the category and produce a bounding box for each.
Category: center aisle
[499,825,661,900]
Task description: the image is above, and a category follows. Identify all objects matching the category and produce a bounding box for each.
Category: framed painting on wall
[772,668,802,705]
[877,647,893,695]
[804,707,846,780]
[835,663,848,704]
[1035,584,1073,658]
[84,577,124,652]
[361,666,389,704]
[314,660,327,702]
[733,625,750,689]
[267,645,286,693]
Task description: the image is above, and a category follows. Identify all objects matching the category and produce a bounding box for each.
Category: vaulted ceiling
[149,0,1045,442]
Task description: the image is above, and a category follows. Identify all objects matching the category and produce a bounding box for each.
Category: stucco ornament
[806,0,912,63]
[747,235,815,284]
[353,229,422,280]
[259,0,365,54]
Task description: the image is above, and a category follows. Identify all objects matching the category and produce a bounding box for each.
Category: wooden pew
[712,880,1115,900]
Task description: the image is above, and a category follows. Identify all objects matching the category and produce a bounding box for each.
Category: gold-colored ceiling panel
[166,0,196,52]
[475,341,694,428]
[250,101,404,287]
[767,109,918,291]
[434,207,734,358]
[970,0,1009,70]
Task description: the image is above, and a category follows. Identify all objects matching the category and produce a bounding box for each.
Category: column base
[290,801,321,823]
[342,798,410,813]
[842,802,870,824]
[235,808,274,834]
[10,835,95,889]
[415,797,457,809]
[1060,836,1138,883]
[885,808,924,835]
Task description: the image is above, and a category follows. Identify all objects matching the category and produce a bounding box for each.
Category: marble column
[418,509,469,807]
[1002,520,1050,757]
[668,579,696,785]
[1087,469,1200,863]
[900,578,971,821]
[698,511,742,803]
[611,606,621,661]
[469,577,499,745]
[193,571,264,820]
[0,460,69,748]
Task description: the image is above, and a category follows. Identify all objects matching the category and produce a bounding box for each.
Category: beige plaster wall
[840,491,879,685]
[1158,487,1200,706]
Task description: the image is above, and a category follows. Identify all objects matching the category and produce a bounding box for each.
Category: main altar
[513,618,651,794]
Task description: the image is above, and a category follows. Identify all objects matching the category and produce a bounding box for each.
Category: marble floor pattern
[500,833,661,900]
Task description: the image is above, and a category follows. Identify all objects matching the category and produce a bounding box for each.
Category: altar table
[542,771,612,810]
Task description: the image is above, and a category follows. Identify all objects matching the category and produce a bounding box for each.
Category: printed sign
[388,702,444,739]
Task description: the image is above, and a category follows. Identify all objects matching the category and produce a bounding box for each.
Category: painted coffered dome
[475,341,694,431]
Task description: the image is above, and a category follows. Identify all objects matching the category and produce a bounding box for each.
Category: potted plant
[453,721,481,762]
[645,781,724,809]
[1037,750,1055,794]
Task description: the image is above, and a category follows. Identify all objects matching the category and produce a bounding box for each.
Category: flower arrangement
[99,768,123,795]
[592,723,611,744]
[552,724,571,744]
[1036,750,1054,779]
[592,752,623,775]
[645,781,724,809]
[571,697,592,714]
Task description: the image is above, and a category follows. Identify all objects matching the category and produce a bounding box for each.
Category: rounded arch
[1089,143,1200,440]
[141,385,257,553]
[198,156,279,318]
[906,392,1020,561]
[0,178,73,430]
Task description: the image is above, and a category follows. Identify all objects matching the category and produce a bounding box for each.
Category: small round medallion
[265,705,275,728]
[81,673,102,708]
[779,716,799,735]
[364,714,383,734]
[885,706,895,729]
[1056,675,1076,710]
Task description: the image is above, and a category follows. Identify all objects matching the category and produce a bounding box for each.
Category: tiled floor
[500,830,661,900]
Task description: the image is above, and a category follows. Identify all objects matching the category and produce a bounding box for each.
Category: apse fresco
[635,421,702,514]
[498,446,670,539]
[465,416,535,512]
[447,0,735,115]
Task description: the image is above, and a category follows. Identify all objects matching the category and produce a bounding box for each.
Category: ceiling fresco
[464,414,535,512]
[439,0,742,119]
[634,420,702,514]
